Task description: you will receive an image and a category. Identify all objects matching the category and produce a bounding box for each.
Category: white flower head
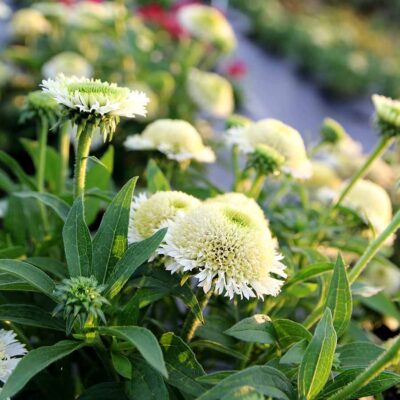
[0,1,11,20]
[124,119,215,163]
[158,203,286,300]
[128,191,201,244]
[12,9,51,37]
[226,119,312,179]
[42,52,93,79]
[187,68,234,118]
[0,329,27,383]
[363,261,400,296]
[41,74,149,140]
[177,4,236,53]
[372,94,400,136]
[342,179,393,242]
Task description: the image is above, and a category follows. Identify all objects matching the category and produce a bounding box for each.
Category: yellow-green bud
[225,114,252,129]
[246,144,285,176]
[320,118,346,144]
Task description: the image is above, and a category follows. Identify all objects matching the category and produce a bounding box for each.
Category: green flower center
[67,82,127,98]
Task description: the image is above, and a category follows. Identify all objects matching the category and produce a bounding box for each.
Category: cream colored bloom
[0,329,27,383]
[124,119,215,163]
[42,52,93,79]
[12,9,51,37]
[363,261,400,296]
[342,179,392,239]
[206,192,268,229]
[227,119,312,179]
[187,68,234,118]
[158,203,286,299]
[128,191,201,244]
[41,74,149,139]
[307,161,341,189]
[372,94,400,135]
[177,4,236,53]
[0,1,11,19]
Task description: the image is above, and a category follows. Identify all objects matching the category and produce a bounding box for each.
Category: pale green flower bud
[20,90,60,125]
[372,94,400,137]
[320,118,346,144]
[246,144,285,176]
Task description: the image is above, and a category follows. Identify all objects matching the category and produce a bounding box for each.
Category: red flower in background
[137,1,199,39]
[224,60,247,79]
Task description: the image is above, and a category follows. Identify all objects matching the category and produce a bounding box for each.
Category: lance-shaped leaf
[273,319,312,351]
[105,228,167,298]
[325,254,352,337]
[92,177,137,283]
[0,340,83,400]
[63,196,92,277]
[0,259,55,298]
[146,159,170,193]
[99,326,167,378]
[225,315,275,344]
[298,308,337,400]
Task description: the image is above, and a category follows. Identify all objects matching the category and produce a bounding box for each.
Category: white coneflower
[11,9,51,38]
[0,1,11,20]
[124,119,215,163]
[342,179,393,241]
[0,329,27,383]
[41,74,148,197]
[187,68,234,118]
[42,52,93,79]
[158,203,286,300]
[363,261,400,296]
[226,118,312,179]
[177,4,236,54]
[372,94,400,136]
[206,192,269,229]
[128,191,201,244]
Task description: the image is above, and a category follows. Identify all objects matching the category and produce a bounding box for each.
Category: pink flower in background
[224,60,247,79]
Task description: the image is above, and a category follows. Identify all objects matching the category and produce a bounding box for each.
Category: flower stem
[348,209,400,285]
[182,289,212,342]
[232,145,241,191]
[37,116,48,192]
[74,124,94,198]
[325,334,400,400]
[248,172,266,199]
[59,121,70,193]
[335,135,393,207]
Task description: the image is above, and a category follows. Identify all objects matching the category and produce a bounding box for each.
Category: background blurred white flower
[42,52,93,79]
[0,1,11,20]
[0,329,27,383]
[124,119,215,163]
[187,68,234,118]
[12,9,51,38]
[158,203,286,299]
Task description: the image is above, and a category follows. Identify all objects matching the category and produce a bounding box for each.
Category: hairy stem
[326,334,400,400]
[182,289,212,342]
[73,125,94,198]
[37,116,48,192]
[335,136,393,207]
[59,121,70,193]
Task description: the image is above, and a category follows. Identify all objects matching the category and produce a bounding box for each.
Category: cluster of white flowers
[124,119,215,163]
[129,191,286,300]
[226,118,312,179]
[0,329,27,384]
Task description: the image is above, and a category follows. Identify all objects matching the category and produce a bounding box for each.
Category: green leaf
[160,332,206,397]
[146,159,170,193]
[337,341,384,369]
[197,366,295,400]
[15,191,70,221]
[125,355,169,400]
[324,255,352,337]
[105,228,167,298]
[26,257,68,279]
[0,304,64,331]
[287,262,334,286]
[191,340,247,360]
[63,196,92,277]
[298,308,337,400]
[79,383,127,400]
[100,326,167,378]
[85,146,114,224]
[0,150,36,189]
[0,273,34,291]
[318,368,400,399]
[111,352,132,379]
[280,339,308,365]
[0,246,26,259]
[225,315,275,344]
[196,371,236,385]
[0,259,55,298]
[0,340,83,400]
[360,292,400,322]
[92,177,137,283]
[273,319,312,351]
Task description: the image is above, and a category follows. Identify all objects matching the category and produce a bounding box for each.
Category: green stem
[232,145,241,191]
[325,334,400,400]
[182,289,212,343]
[37,117,48,192]
[73,125,94,198]
[335,136,393,207]
[348,209,400,285]
[59,121,70,193]
[248,172,266,199]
